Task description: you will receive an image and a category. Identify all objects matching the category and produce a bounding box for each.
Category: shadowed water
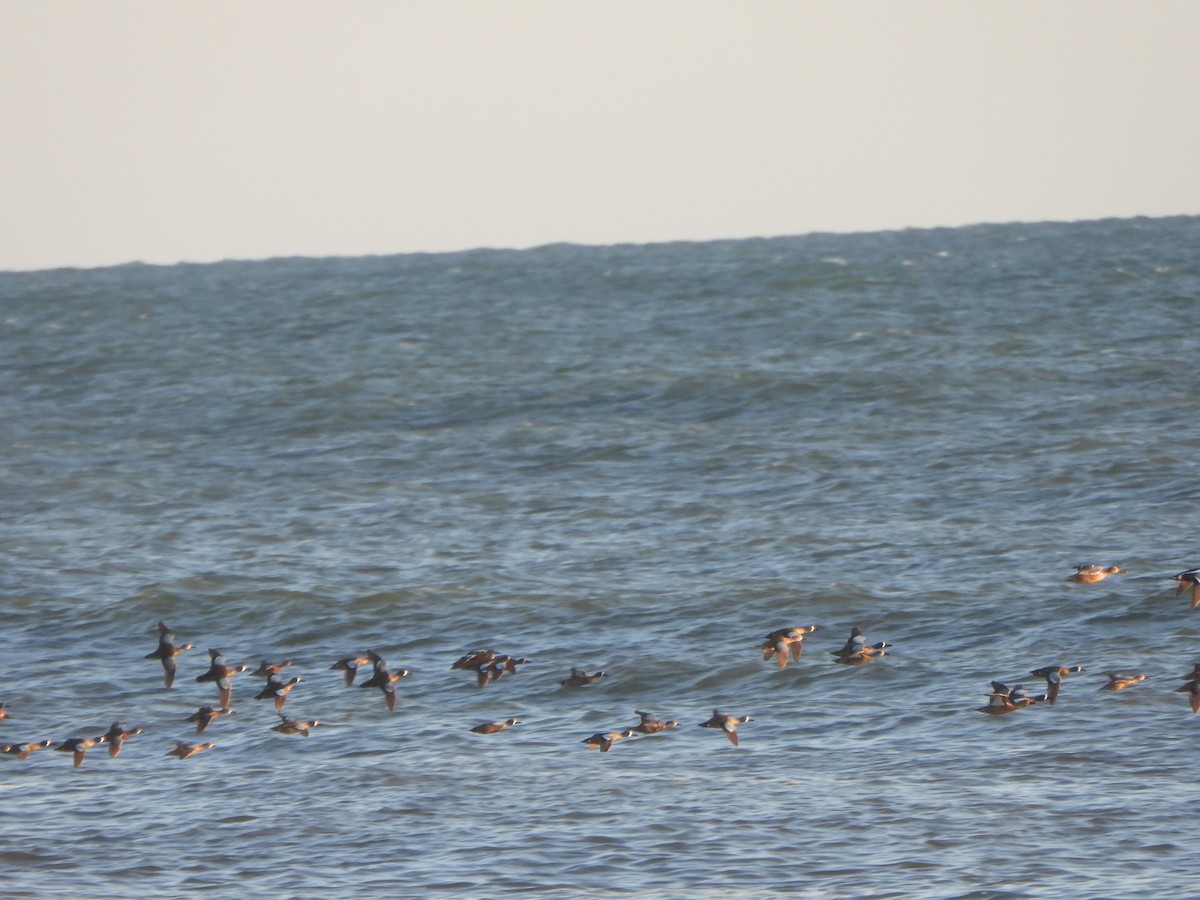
[2,216,1199,897]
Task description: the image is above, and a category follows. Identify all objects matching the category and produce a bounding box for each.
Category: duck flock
[3,564,1200,766]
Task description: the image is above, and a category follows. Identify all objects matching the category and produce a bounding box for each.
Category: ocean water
[1,216,1199,898]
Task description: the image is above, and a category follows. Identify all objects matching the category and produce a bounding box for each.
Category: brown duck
[196,649,251,708]
[55,735,106,769]
[633,710,681,735]
[166,741,215,760]
[101,722,144,758]
[255,675,302,711]
[1097,672,1147,691]
[581,729,636,752]
[1171,568,1200,608]
[330,655,371,687]
[1029,665,1085,704]
[185,705,232,734]
[977,682,1045,715]
[360,650,409,711]
[699,710,751,745]
[1066,564,1126,584]
[452,649,498,670]
[560,667,607,688]
[1176,679,1200,713]
[0,740,55,760]
[760,625,817,668]
[272,713,320,736]
[144,621,194,690]
[832,627,889,665]
[251,659,294,678]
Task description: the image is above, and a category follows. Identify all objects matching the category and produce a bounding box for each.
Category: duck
[837,642,889,665]
[698,710,751,746]
[1171,568,1200,609]
[1009,685,1047,706]
[978,691,1021,716]
[254,674,302,711]
[833,626,867,658]
[1097,672,1147,691]
[831,626,890,663]
[471,719,520,734]
[832,627,890,665]
[55,735,106,768]
[1066,564,1126,584]
[330,655,372,687]
[166,741,215,760]
[372,669,410,710]
[472,656,517,685]
[0,701,8,721]
[491,655,530,680]
[195,649,251,708]
[1176,680,1200,713]
[251,659,294,678]
[633,710,680,735]
[977,681,1045,715]
[475,661,504,688]
[144,621,194,690]
[272,713,320,736]
[359,650,410,710]
[452,649,498,670]
[581,729,636,752]
[185,705,232,734]
[760,625,817,668]
[1029,665,1085,704]
[101,722,144,758]
[560,667,607,688]
[468,654,530,687]
[0,740,55,760]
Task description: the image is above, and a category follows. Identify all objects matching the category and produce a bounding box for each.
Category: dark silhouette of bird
[144,621,193,690]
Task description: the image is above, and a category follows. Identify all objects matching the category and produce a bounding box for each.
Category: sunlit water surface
[2,217,1199,898]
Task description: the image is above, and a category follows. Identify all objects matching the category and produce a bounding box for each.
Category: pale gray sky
[2,1,1197,271]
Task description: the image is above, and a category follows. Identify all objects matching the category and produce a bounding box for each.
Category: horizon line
[3,211,1195,276]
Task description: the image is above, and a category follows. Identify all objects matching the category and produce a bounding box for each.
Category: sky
[2,1,1198,271]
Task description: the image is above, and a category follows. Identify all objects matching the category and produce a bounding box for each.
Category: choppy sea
[2,216,1200,898]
